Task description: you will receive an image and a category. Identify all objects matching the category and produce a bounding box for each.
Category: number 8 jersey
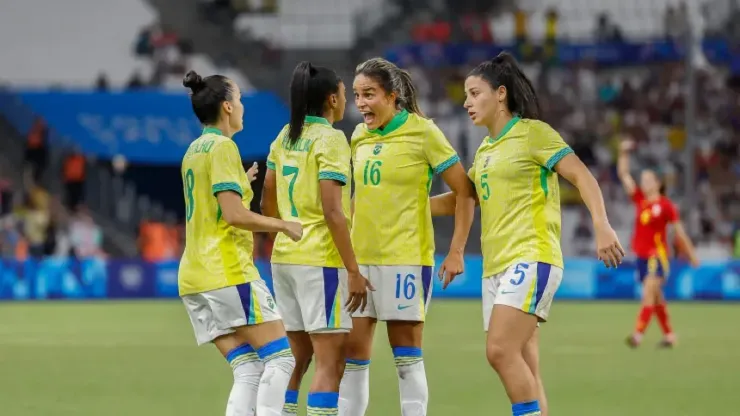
[267,116,352,267]
[351,110,459,266]
[179,127,260,296]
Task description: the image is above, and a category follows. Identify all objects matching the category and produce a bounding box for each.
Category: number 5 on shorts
[395,273,416,300]
[510,263,529,286]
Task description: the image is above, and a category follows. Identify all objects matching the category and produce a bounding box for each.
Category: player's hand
[246,162,259,182]
[690,256,700,268]
[282,221,303,242]
[438,250,464,289]
[345,270,374,314]
[594,220,625,268]
[620,139,635,153]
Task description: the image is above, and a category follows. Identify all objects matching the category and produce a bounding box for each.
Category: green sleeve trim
[212,182,243,196]
[433,154,460,175]
[266,160,276,170]
[318,171,348,185]
[545,147,574,172]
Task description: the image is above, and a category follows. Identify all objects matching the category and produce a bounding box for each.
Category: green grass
[0,301,737,415]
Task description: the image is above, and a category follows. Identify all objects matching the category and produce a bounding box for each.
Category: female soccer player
[430,52,624,416]
[178,70,301,416]
[338,58,476,416]
[261,61,371,416]
[618,139,698,348]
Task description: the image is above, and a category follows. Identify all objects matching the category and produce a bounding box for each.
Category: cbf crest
[373,143,383,155]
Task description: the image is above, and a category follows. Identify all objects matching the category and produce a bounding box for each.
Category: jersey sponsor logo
[266,296,275,310]
[397,304,412,310]
[500,290,517,295]
[483,155,491,168]
[373,143,383,155]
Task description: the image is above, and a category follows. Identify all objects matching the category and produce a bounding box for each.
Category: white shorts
[271,264,352,333]
[482,262,562,331]
[351,265,433,322]
[182,280,281,345]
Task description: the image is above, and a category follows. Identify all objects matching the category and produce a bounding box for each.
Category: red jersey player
[617,139,698,348]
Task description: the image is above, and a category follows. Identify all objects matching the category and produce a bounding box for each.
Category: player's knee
[257,337,296,375]
[486,341,513,371]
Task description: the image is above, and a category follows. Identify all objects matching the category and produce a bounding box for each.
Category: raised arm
[617,139,637,196]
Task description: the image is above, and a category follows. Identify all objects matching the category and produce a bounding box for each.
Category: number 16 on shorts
[354,265,433,322]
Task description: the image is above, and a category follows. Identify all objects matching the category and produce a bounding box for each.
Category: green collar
[487,116,521,143]
[305,116,331,126]
[369,109,409,136]
[202,126,223,136]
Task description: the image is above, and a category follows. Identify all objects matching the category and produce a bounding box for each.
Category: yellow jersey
[266,116,351,267]
[178,127,260,296]
[468,117,573,277]
[352,110,459,266]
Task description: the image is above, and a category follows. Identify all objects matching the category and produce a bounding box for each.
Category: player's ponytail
[395,68,426,117]
[356,57,426,117]
[288,61,313,145]
[468,52,541,120]
[288,61,342,146]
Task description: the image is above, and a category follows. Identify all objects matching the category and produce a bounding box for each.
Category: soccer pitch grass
[0,301,738,415]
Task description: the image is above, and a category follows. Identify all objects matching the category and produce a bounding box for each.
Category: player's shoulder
[312,124,349,148]
[351,123,372,144]
[520,118,556,136]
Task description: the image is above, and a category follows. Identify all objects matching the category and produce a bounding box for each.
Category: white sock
[338,359,370,416]
[225,344,264,416]
[256,337,296,416]
[393,347,428,416]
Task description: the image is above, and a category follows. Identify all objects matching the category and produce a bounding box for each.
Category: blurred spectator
[0,173,13,219]
[126,70,146,90]
[24,117,48,185]
[95,73,110,91]
[63,147,87,210]
[69,206,103,259]
[23,186,50,258]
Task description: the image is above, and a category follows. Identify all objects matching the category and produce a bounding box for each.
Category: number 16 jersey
[351,110,459,266]
[267,116,352,268]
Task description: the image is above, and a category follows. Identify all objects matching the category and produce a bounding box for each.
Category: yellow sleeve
[467,164,476,183]
[210,141,244,196]
[267,125,287,171]
[528,121,574,172]
[316,131,350,185]
[424,122,460,175]
[266,139,278,171]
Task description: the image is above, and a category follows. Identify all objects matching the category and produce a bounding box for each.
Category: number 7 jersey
[178,128,260,296]
[267,116,352,268]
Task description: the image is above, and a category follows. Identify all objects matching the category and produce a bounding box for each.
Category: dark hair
[183,70,235,125]
[468,52,540,119]
[355,57,425,117]
[642,167,667,195]
[287,61,342,145]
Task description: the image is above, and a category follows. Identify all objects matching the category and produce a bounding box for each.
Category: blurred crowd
[0,119,105,261]
[401,4,740,258]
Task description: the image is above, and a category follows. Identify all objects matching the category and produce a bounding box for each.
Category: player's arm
[531,123,624,267]
[668,202,699,267]
[217,191,296,235]
[212,141,301,241]
[617,139,637,196]
[425,123,476,284]
[438,163,476,287]
[318,133,372,312]
[260,168,281,240]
